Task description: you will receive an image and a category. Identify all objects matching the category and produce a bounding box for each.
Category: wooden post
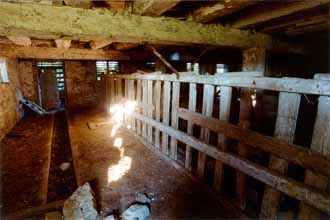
[136,80,142,135]
[170,81,180,160]
[142,80,148,138]
[297,74,330,220]
[214,85,232,192]
[237,47,266,209]
[128,79,135,130]
[260,92,301,220]
[162,81,171,155]
[110,77,115,105]
[116,77,123,103]
[185,83,197,171]
[197,84,214,179]
[147,80,153,143]
[154,80,162,149]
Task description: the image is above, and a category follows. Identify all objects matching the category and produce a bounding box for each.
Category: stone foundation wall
[65,61,100,109]
[0,58,23,141]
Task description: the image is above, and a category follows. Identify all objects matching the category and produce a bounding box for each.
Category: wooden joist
[133,0,180,16]
[231,0,330,28]
[190,0,258,23]
[90,39,113,49]
[7,36,31,46]
[0,44,130,60]
[131,111,330,213]
[54,39,71,48]
[0,2,305,54]
[106,73,330,96]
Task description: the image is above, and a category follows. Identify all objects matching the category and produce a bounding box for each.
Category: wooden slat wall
[197,84,214,179]
[297,74,330,220]
[214,86,232,192]
[260,92,301,220]
[185,83,197,171]
[104,73,330,216]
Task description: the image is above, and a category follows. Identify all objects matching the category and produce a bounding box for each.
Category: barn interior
[0,0,329,220]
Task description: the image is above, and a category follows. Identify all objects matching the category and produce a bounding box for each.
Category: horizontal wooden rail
[178,108,330,178]
[106,72,330,96]
[131,112,330,213]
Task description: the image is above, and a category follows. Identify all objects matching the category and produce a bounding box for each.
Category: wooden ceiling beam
[133,0,180,16]
[231,0,330,28]
[191,0,259,23]
[55,39,71,48]
[0,2,306,54]
[7,36,32,46]
[89,40,113,49]
[0,44,130,60]
[286,21,330,36]
[113,43,139,50]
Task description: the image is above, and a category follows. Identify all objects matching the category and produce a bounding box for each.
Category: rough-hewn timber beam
[133,0,180,16]
[0,44,130,60]
[190,0,259,23]
[231,1,330,28]
[7,36,32,46]
[0,2,305,53]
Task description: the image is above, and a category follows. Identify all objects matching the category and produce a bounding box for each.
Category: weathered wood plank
[124,79,129,124]
[106,73,330,96]
[142,80,148,139]
[55,39,71,48]
[116,77,123,103]
[178,108,330,178]
[162,81,171,155]
[297,75,330,220]
[185,83,197,171]
[136,80,142,135]
[133,0,180,16]
[0,44,130,60]
[131,111,330,213]
[147,80,153,143]
[154,80,161,149]
[109,77,115,105]
[197,84,214,179]
[0,2,305,53]
[7,36,31,46]
[170,81,180,160]
[214,86,232,192]
[260,92,301,220]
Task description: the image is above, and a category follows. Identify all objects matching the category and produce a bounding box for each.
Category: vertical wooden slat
[105,76,110,112]
[185,83,197,171]
[236,88,252,210]
[170,81,180,160]
[136,80,142,135]
[260,92,301,220]
[197,84,214,179]
[154,80,162,149]
[147,80,153,143]
[142,80,148,138]
[297,75,330,220]
[162,81,171,155]
[130,80,136,131]
[214,86,232,192]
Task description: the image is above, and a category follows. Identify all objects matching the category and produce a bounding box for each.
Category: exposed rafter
[55,39,71,48]
[113,43,139,50]
[133,0,180,16]
[190,0,259,23]
[0,44,130,60]
[7,36,32,46]
[89,40,113,49]
[0,2,306,54]
[231,0,330,28]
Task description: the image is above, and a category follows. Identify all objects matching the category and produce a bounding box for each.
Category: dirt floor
[0,115,54,217]
[67,109,247,219]
[47,111,77,202]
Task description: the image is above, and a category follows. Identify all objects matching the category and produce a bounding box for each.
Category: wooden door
[39,69,60,110]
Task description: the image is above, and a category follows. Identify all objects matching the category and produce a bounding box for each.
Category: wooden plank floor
[67,109,246,219]
[0,114,54,217]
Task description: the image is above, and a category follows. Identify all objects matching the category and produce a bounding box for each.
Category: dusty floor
[67,109,246,219]
[1,115,54,216]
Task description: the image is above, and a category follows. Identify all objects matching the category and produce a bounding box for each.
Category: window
[0,58,9,83]
[36,61,65,91]
[186,62,199,74]
[96,61,120,81]
[216,63,227,74]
